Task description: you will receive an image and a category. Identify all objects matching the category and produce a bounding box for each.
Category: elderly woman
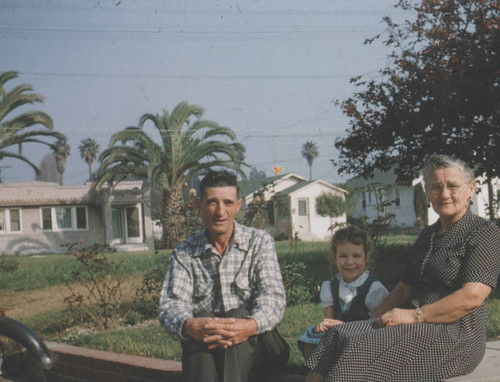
[304,154,500,382]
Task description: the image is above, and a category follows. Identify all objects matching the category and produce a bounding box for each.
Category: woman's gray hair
[422,154,475,184]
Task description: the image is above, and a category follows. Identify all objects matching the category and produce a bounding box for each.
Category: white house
[0,180,155,254]
[348,169,500,228]
[242,173,348,241]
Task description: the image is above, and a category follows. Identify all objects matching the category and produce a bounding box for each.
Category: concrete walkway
[445,340,500,382]
[46,340,500,381]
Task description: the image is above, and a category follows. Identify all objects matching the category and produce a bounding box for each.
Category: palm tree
[78,138,100,181]
[93,101,246,248]
[52,138,70,185]
[0,71,65,176]
[302,141,319,180]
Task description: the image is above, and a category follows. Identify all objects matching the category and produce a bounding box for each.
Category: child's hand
[315,318,344,332]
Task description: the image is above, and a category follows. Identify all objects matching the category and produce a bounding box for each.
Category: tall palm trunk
[161,185,184,249]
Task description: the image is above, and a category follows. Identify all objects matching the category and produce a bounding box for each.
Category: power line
[16,70,363,80]
[0,26,384,36]
[0,1,406,18]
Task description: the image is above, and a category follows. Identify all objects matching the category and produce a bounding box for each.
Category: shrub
[63,242,124,330]
[280,261,319,305]
[134,252,170,318]
[125,311,143,326]
[0,255,19,272]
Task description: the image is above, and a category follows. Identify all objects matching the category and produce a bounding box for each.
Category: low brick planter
[46,342,182,382]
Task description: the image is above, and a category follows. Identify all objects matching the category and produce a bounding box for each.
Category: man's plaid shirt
[159,222,286,340]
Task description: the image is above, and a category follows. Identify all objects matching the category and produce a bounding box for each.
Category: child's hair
[331,226,373,256]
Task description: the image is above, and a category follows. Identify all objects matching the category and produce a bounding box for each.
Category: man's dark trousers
[181,308,289,382]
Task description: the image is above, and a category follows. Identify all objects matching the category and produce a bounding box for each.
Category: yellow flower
[272,165,283,175]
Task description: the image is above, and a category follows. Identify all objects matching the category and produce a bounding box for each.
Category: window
[42,208,52,230]
[9,209,20,231]
[76,207,87,229]
[362,191,367,209]
[298,200,308,216]
[56,207,72,229]
[0,209,21,233]
[395,188,401,207]
[42,206,88,231]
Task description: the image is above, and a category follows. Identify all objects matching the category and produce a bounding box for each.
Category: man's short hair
[199,170,240,198]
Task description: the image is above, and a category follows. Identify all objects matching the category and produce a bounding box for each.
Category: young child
[298,225,389,359]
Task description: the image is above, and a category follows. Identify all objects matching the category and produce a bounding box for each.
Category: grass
[52,304,325,365]
[0,250,171,291]
[2,239,500,366]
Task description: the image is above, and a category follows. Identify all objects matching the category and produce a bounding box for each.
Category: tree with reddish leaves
[334,0,499,219]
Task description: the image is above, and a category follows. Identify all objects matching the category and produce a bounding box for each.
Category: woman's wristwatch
[415,307,424,323]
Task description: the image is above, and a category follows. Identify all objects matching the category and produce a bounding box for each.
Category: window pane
[42,208,52,230]
[56,207,72,229]
[0,210,5,231]
[126,207,140,238]
[112,208,124,239]
[298,200,307,216]
[76,207,87,229]
[9,209,20,231]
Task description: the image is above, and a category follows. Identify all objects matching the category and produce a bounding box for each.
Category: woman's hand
[376,308,417,328]
[315,318,344,332]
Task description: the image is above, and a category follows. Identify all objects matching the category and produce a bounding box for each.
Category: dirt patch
[0,277,143,321]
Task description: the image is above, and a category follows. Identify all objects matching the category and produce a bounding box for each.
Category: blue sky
[0,0,408,185]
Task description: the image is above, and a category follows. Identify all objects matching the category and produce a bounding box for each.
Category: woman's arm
[372,281,412,318]
[417,282,491,323]
[378,282,492,327]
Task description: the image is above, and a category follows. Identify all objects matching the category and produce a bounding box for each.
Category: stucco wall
[0,205,105,255]
[290,184,346,241]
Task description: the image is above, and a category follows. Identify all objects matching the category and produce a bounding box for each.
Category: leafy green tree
[243,181,276,230]
[334,0,499,219]
[301,141,318,180]
[316,192,347,230]
[0,71,65,176]
[249,166,266,180]
[94,101,246,248]
[52,138,70,185]
[78,137,100,181]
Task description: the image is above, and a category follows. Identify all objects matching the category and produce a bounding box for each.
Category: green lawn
[0,250,169,291]
[2,240,499,367]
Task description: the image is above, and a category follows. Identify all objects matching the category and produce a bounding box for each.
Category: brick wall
[46,342,182,382]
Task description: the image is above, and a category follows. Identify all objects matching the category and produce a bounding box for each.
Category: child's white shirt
[319,271,389,315]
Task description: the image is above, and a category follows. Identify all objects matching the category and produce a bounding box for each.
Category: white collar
[336,271,370,303]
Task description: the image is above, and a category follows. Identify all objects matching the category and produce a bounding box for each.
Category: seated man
[159,170,288,382]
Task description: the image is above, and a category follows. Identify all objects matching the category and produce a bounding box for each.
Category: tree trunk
[161,185,184,249]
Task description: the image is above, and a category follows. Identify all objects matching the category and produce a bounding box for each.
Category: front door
[112,205,143,244]
[297,199,310,237]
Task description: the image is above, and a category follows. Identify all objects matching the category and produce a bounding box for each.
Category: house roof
[240,173,308,198]
[0,181,93,207]
[242,173,347,205]
[279,179,347,196]
[240,175,280,198]
[347,169,400,188]
[0,180,145,207]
